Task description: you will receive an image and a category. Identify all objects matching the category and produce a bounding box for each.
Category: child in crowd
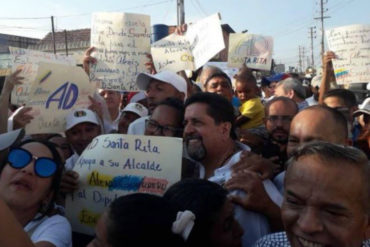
[234,67,265,130]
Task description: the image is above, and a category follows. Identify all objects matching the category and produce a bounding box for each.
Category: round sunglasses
[7,148,58,178]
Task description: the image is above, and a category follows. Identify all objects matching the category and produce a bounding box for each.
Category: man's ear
[287,89,295,99]
[220,122,232,138]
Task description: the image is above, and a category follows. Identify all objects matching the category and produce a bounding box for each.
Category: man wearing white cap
[118,103,148,134]
[64,108,102,171]
[127,70,187,135]
[306,75,320,106]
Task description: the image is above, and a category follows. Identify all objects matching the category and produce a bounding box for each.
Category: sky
[1,0,369,70]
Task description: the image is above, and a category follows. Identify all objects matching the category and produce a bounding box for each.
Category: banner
[228,33,273,70]
[90,12,151,91]
[25,62,95,134]
[65,134,182,235]
[9,47,76,105]
[326,24,370,84]
[151,13,225,72]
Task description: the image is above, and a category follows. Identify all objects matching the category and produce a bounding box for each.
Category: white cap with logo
[65,108,100,131]
[136,71,187,99]
[122,103,148,118]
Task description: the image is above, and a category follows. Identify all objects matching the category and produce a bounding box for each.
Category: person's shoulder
[127,116,149,134]
[254,232,290,247]
[39,214,71,228]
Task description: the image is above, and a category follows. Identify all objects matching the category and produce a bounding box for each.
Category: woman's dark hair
[107,193,185,247]
[164,179,228,246]
[1,139,63,219]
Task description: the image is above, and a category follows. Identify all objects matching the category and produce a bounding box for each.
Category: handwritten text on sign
[9,47,76,105]
[90,12,151,91]
[25,62,95,134]
[326,24,370,84]
[228,33,274,70]
[65,134,182,235]
[151,13,225,72]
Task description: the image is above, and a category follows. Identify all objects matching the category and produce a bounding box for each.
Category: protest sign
[25,62,95,134]
[9,47,76,105]
[326,24,370,84]
[151,13,225,72]
[228,33,274,70]
[65,134,182,235]
[90,12,151,91]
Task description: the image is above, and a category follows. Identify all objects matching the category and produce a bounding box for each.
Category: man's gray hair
[286,141,370,212]
[278,78,306,99]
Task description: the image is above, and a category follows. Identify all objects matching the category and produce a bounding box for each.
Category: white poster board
[90,12,151,91]
[25,62,95,134]
[65,134,182,235]
[9,47,76,105]
[326,24,370,84]
[151,13,225,72]
[228,33,273,70]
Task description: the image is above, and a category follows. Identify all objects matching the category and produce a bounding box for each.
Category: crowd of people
[0,23,369,247]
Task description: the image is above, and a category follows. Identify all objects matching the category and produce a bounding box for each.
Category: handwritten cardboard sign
[25,62,95,134]
[326,24,370,84]
[151,13,225,72]
[90,12,151,91]
[9,47,76,105]
[65,134,182,235]
[228,33,274,70]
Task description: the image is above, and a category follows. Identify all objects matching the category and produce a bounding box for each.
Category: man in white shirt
[127,70,187,135]
[183,92,282,247]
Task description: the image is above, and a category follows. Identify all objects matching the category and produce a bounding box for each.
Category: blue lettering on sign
[46,82,78,109]
[108,175,143,191]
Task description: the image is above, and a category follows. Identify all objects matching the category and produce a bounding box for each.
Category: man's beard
[185,134,207,161]
[270,127,289,144]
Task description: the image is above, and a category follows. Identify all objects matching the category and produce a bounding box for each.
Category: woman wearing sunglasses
[0,139,72,247]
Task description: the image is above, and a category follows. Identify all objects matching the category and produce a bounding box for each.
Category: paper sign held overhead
[65,134,182,235]
[151,13,225,72]
[326,24,370,85]
[25,62,95,134]
[90,12,151,91]
[9,47,76,105]
[228,33,274,71]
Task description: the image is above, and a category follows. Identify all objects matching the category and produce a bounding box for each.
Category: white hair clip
[172,210,196,241]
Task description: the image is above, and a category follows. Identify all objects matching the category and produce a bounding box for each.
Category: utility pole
[302,46,306,71]
[298,46,302,73]
[314,0,330,58]
[177,0,185,26]
[51,16,56,54]
[64,30,69,56]
[309,26,316,67]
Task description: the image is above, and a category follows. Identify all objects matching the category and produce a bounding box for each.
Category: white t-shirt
[200,142,283,247]
[64,153,79,171]
[24,214,72,247]
[127,116,149,135]
[306,95,318,106]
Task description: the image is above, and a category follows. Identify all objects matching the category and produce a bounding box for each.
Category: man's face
[205,76,233,102]
[146,80,180,113]
[184,103,228,161]
[282,155,369,247]
[287,110,345,156]
[118,112,140,134]
[65,122,101,155]
[274,84,288,97]
[265,101,296,144]
[98,89,121,111]
[145,105,183,137]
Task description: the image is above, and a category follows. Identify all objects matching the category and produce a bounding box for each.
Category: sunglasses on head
[7,148,58,178]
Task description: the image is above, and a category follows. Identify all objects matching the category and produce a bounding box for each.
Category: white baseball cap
[129,91,146,103]
[65,108,100,131]
[0,129,24,151]
[122,103,148,118]
[311,75,322,88]
[353,97,370,117]
[136,71,187,99]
